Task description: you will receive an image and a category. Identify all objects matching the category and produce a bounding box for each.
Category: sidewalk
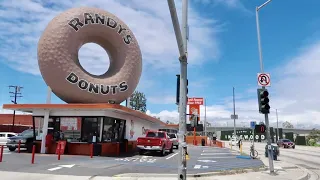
[219,142,310,180]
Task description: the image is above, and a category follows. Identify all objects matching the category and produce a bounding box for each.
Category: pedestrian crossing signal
[255,124,266,133]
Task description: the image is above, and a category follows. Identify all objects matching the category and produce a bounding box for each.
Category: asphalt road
[241,141,320,179]
[0,145,263,177]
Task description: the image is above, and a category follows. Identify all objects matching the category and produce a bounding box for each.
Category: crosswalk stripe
[201,153,237,155]
[198,156,234,159]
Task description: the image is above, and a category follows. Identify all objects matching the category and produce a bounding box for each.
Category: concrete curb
[113,166,268,178]
[295,165,310,180]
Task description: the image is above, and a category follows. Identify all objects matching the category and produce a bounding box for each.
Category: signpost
[250,121,256,129]
[255,0,274,173]
[250,121,256,148]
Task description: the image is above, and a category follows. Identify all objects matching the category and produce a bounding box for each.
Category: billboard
[188,97,204,121]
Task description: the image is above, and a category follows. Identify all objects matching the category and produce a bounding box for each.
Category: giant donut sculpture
[38,7,142,104]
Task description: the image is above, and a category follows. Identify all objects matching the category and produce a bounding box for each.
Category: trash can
[201,139,206,146]
[265,145,279,160]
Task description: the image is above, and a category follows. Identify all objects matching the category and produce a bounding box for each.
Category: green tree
[307,128,320,142]
[129,91,147,113]
[206,122,212,127]
[282,121,294,128]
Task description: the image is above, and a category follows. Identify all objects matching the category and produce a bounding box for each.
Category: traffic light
[186,79,188,95]
[176,74,180,105]
[176,74,188,105]
[257,88,270,114]
[255,124,266,133]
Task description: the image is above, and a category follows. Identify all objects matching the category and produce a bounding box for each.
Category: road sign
[257,73,271,87]
[231,114,238,119]
[250,121,256,129]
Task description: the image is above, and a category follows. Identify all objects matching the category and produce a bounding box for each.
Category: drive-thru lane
[0,145,264,177]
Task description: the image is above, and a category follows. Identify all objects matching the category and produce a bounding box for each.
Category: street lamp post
[276,109,279,141]
[167,0,188,179]
[255,0,274,174]
[233,87,236,138]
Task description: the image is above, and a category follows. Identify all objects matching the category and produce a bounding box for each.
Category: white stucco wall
[125,118,159,141]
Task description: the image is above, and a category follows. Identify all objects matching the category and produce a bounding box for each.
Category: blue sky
[1,0,320,128]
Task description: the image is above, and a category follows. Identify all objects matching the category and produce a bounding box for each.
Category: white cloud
[0,0,222,76]
[147,41,320,129]
[148,95,176,105]
[194,0,251,14]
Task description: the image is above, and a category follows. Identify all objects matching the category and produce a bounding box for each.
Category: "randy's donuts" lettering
[38,7,142,104]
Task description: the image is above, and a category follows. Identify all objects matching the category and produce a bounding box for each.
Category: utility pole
[276,109,279,141]
[232,87,237,139]
[167,0,188,179]
[204,98,207,136]
[255,0,274,174]
[9,85,23,132]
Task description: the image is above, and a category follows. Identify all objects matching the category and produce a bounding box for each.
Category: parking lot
[0,145,264,177]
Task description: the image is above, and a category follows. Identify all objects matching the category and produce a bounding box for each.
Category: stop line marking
[166,153,178,159]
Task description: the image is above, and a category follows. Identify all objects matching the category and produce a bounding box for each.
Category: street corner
[185,145,265,175]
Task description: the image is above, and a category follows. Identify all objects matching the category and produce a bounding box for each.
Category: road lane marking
[47,164,75,171]
[202,150,231,152]
[48,167,63,171]
[194,165,201,169]
[198,160,216,163]
[116,157,157,163]
[166,153,178,159]
[201,153,236,155]
[198,156,234,159]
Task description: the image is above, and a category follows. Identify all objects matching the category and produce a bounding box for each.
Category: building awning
[2,103,166,126]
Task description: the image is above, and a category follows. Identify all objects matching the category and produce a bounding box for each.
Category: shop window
[81,117,101,143]
[60,117,81,142]
[33,117,55,140]
[101,117,125,142]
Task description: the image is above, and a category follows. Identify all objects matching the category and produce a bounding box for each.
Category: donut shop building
[2,6,165,157]
[3,103,166,156]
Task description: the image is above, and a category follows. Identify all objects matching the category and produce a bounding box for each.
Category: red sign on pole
[55,141,67,155]
[187,97,204,105]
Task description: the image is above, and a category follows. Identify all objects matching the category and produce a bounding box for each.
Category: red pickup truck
[136,130,173,156]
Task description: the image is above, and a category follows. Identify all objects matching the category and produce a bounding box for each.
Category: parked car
[137,130,174,156]
[168,133,179,149]
[277,139,295,149]
[6,129,36,152]
[0,132,17,146]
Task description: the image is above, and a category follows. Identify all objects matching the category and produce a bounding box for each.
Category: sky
[1,0,320,129]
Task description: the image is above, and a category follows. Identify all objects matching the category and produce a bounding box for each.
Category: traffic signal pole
[255,0,274,173]
[167,0,188,179]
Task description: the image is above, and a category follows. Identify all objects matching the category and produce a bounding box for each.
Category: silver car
[168,133,179,149]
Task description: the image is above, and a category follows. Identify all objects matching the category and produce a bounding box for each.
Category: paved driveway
[0,145,264,177]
